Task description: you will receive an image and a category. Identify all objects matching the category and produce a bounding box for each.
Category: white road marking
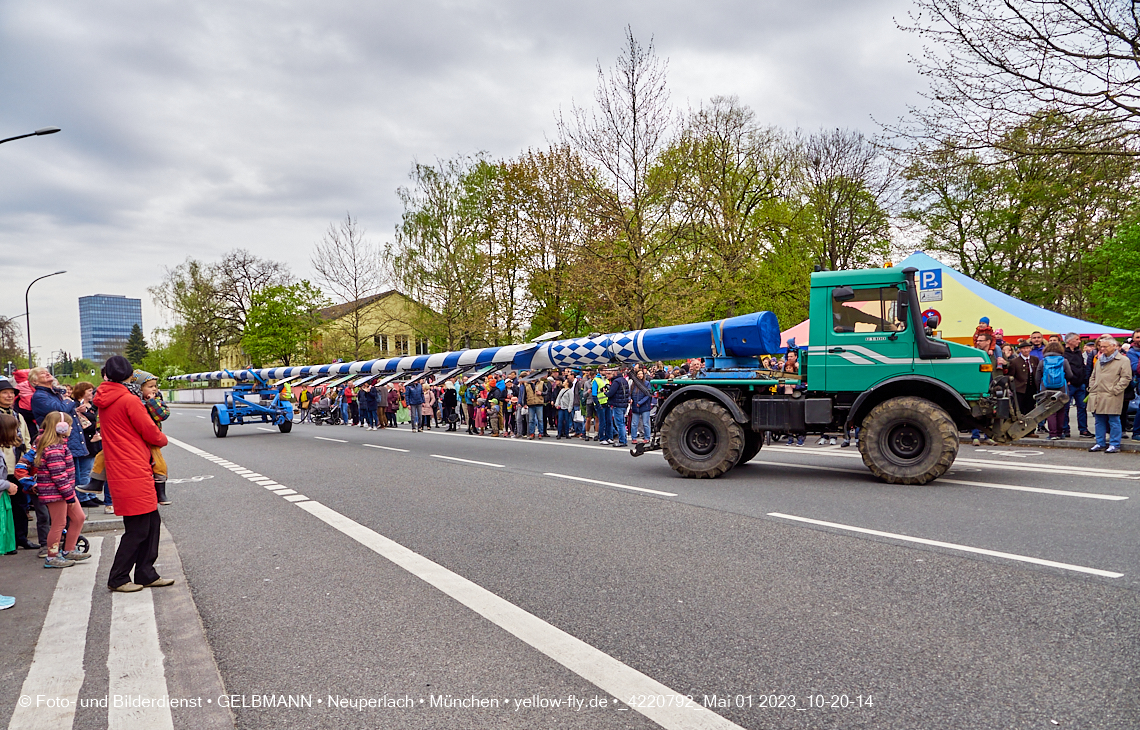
[747,460,1128,500]
[431,454,504,468]
[295,500,744,730]
[768,512,1123,578]
[257,427,275,432]
[9,536,104,730]
[167,436,745,729]
[243,473,263,478]
[109,536,175,730]
[195,415,205,419]
[363,444,410,453]
[273,489,297,496]
[314,436,347,443]
[283,494,309,502]
[543,472,678,497]
[417,427,619,452]
[260,482,281,489]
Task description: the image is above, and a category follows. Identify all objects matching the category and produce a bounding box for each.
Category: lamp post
[25,271,66,368]
[0,127,61,146]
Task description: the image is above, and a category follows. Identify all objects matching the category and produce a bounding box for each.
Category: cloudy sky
[0,0,926,365]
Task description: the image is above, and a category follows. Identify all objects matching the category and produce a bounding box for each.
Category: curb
[82,517,124,532]
[959,435,1140,452]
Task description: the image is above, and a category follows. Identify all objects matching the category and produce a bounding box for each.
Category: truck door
[822,285,914,392]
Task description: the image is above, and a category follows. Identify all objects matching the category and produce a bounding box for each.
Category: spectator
[592,370,611,444]
[554,375,574,439]
[1035,341,1072,440]
[1007,340,1041,436]
[1028,331,1046,362]
[72,381,113,513]
[35,412,89,568]
[442,380,458,431]
[0,413,19,556]
[1125,328,1140,441]
[422,384,436,431]
[29,366,90,472]
[525,376,547,439]
[0,377,38,550]
[606,369,630,447]
[971,332,1000,445]
[405,381,424,433]
[630,368,653,444]
[12,369,37,440]
[297,386,312,423]
[386,384,400,428]
[1062,333,1090,438]
[94,355,172,592]
[1086,335,1131,453]
[359,382,378,430]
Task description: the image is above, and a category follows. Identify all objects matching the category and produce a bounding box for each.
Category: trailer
[210,370,294,438]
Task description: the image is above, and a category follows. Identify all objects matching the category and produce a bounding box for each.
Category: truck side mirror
[832,286,855,302]
[896,288,909,318]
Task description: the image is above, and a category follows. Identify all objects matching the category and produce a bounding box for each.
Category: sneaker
[829,437,837,446]
[1079,431,1094,438]
[840,439,850,448]
[816,436,827,445]
[37,548,49,558]
[144,578,175,587]
[104,506,115,514]
[1132,434,1140,441]
[972,438,981,446]
[44,556,76,568]
[61,550,92,561]
[110,582,144,593]
[1048,436,1062,441]
[0,595,14,610]
[1106,446,1121,454]
[1089,444,1104,452]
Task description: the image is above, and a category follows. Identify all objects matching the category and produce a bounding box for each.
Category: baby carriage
[310,398,342,426]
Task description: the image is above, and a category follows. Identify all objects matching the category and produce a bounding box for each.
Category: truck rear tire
[737,430,763,465]
[858,396,957,484]
[661,399,744,478]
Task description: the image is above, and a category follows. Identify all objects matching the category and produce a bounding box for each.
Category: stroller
[310,397,342,426]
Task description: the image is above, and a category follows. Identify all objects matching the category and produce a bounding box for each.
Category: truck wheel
[858,396,957,484]
[661,399,744,478]
[278,420,292,433]
[737,430,763,465]
[211,409,228,438]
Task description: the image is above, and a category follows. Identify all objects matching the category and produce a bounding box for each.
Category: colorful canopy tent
[779,251,1131,348]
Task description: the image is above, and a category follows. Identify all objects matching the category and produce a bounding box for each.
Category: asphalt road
[138,408,1140,729]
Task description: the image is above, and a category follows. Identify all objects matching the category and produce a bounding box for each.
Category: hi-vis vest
[594,376,608,405]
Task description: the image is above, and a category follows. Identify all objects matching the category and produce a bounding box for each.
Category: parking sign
[920,269,942,290]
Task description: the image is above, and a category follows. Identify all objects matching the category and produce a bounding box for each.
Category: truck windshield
[832,287,908,334]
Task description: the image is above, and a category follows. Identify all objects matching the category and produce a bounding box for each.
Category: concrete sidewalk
[961,433,1140,452]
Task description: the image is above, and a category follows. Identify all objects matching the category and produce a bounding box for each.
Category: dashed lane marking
[362,444,410,453]
[314,436,347,443]
[431,454,504,468]
[543,472,677,497]
[768,512,1124,579]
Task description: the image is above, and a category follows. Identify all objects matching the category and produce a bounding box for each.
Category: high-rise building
[79,294,142,362]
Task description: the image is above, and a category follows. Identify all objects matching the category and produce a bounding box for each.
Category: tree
[899,0,1140,157]
[311,213,385,360]
[387,159,492,350]
[241,282,328,366]
[125,324,149,364]
[560,27,692,331]
[1086,216,1140,329]
[0,316,25,369]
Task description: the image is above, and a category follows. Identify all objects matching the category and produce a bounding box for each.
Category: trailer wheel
[661,398,744,478]
[211,408,228,438]
[737,430,763,465]
[858,396,957,484]
[278,420,292,433]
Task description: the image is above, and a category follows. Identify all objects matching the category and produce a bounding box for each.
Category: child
[132,370,171,505]
[487,399,501,436]
[474,398,487,434]
[35,412,89,568]
[0,414,19,556]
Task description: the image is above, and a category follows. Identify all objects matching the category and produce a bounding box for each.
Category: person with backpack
[1036,341,1073,440]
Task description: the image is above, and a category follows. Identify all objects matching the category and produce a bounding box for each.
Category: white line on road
[363,444,410,453]
[257,427,275,432]
[768,512,1124,578]
[543,472,678,497]
[314,436,347,443]
[431,454,504,468]
[109,538,175,730]
[9,536,104,730]
[294,500,744,730]
[273,489,297,496]
[195,415,205,419]
[283,494,309,502]
[747,460,1129,500]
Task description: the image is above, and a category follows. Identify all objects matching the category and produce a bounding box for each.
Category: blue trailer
[211,370,295,438]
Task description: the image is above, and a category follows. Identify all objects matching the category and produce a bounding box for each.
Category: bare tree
[559,26,689,330]
[898,0,1140,156]
[212,249,292,336]
[311,213,385,360]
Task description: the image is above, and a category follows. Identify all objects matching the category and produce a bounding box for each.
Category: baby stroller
[310,398,342,426]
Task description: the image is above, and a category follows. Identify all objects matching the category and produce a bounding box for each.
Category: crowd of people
[1,355,176,612]
[969,321,1140,452]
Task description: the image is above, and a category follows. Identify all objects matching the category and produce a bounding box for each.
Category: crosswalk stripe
[8,536,104,730]
[108,537,175,730]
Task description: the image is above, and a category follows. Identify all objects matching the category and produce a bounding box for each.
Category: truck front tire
[661,399,745,478]
[737,430,763,465]
[858,396,957,484]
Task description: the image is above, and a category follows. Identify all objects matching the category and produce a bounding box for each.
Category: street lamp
[0,127,61,146]
[25,271,66,368]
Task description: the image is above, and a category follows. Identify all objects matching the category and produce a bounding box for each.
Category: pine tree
[125,323,149,364]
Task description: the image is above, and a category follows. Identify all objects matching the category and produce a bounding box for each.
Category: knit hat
[131,369,158,386]
[102,355,133,383]
[979,316,990,324]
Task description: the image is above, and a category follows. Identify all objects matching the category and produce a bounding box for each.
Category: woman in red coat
[93,356,171,593]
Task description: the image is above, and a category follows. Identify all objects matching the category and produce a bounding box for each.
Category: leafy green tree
[125,324,149,364]
[241,282,328,367]
[1086,217,1140,330]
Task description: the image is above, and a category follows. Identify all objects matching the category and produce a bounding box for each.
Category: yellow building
[315,290,430,361]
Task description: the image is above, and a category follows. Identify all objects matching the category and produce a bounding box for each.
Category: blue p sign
[920,269,942,290]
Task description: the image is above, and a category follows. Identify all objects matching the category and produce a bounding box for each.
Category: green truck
[641,266,1069,484]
